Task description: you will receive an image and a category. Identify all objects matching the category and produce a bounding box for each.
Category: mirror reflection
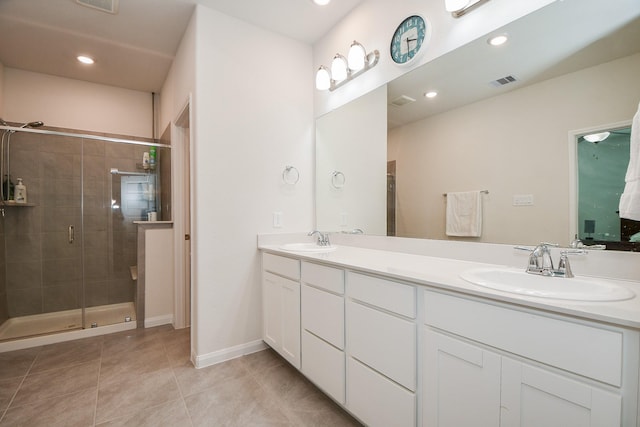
[316,0,640,250]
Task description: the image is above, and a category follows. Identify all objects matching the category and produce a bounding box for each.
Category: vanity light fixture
[445,0,491,18]
[584,132,611,143]
[77,55,95,65]
[424,91,438,99]
[315,41,380,91]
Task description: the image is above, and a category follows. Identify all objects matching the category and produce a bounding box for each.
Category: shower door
[0,131,141,342]
[1,130,85,337]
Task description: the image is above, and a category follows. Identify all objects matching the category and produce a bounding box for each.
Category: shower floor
[0,302,136,342]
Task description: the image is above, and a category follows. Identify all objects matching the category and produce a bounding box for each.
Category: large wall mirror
[316,0,640,250]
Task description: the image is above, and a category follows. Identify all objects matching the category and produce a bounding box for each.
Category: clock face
[390,15,428,65]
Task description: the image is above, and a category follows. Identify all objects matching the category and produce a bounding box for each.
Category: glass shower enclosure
[0,125,169,342]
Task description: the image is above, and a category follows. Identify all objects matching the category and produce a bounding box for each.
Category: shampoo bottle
[149,146,156,170]
[15,178,26,203]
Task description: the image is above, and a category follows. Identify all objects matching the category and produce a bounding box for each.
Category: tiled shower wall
[3,128,155,317]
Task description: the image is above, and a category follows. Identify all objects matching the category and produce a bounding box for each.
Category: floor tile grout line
[92,340,104,427]
[162,331,195,427]
[0,346,42,424]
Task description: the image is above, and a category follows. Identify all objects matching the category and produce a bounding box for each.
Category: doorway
[174,102,191,328]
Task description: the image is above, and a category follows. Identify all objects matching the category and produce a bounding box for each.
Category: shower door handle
[68,225,74,244]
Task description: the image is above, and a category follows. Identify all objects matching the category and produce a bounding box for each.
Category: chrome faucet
[308,230,331,246]
[520,243,576,278]
[528,243,555,275]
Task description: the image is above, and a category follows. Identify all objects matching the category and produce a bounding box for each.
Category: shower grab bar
[68,225,74,244]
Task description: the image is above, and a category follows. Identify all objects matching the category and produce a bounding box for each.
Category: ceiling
[0,0,363,93]
[387,0,640,129]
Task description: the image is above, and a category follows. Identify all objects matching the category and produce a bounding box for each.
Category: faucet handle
[557,251,574,278]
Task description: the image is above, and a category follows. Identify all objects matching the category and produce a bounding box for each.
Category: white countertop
[259,243,640,329]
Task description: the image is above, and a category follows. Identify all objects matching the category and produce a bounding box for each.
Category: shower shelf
[1,202,35,207]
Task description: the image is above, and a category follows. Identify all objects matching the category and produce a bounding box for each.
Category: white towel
[446,191,482,237]
[619,101,640,221]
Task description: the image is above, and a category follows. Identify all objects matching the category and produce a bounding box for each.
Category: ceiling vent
[490,75,518,87]
[76,0,119,14]
[390,95,416,107]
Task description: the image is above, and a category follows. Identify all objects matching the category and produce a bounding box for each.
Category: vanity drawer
[302,330,345,404]
[263,253,300,281]
[302,284,344,349]
[347,300,416,391]
[302,261,344,294]
[347,272,416,318]
[424,290,623,387]
[347,356,415,427]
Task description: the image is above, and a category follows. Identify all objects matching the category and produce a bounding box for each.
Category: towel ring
[282,166,300,185]
[331,171,345,189]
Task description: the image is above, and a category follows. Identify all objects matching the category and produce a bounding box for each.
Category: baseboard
[144,314,174,328]
[193,339,267,369]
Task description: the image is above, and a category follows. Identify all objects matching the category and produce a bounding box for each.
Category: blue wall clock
[390,15,428,65]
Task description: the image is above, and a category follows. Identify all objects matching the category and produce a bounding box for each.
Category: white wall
[160,5,314,365]
[313,0,554,117]
[144,227,175,327]
[3,68,153,137]
[158,10,196,134]
[388,53,640,245]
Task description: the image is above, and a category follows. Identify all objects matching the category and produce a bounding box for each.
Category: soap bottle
[14,178,27,204]
[142,152,150,170]
[149,146,156,170]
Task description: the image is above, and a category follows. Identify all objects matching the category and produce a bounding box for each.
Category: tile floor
[0,326,361,426]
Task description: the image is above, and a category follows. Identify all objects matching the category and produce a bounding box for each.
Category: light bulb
[315,66,331,91]
[584,132,610,143]
[331,54,348,82]
[347,41,366,71]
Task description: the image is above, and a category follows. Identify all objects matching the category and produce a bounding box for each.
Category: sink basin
[460,267,635,301]
[279,243,336,253]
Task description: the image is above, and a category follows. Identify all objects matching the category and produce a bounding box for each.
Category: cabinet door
[280,279,300,368]
[501,358,621,427]
[263,272,282,350]
[423,328,501,427]
[262,272,300,369]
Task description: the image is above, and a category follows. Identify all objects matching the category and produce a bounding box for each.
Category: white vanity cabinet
[423,290,637,427]
[346,272,417,427]
[262,253,301,369]
[300,261,346,404]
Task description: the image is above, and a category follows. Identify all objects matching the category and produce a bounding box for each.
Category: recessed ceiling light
[77,55,95,65]
[584,132,611,143]
[424,91,438,99]
[488,34,508,46]
[313,0,330,5]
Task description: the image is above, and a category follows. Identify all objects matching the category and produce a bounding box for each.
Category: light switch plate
[273,211,283,228]
[513,194,534,206]
[340,212,348,226]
